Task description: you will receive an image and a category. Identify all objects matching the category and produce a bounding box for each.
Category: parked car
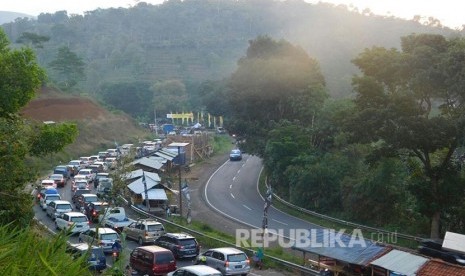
[74,193,99,211]
[418,239,465,265]
[72,188,92,204]
[154,233,200,259]
[88,164,102,175]
[66,242,107,272]
[98,151,109,160]
[36,186,59,204]
[68,160,86,171]
[196,247,250,275]
[80,156,93,167]
[78,227,120,253]
[77,168,95,183]
[94,172,110,188]
[39,179,57,189]
[54,165,71,180]
[46,200,73,220]
[123,219,165,245]
[93,161,108,172]
[99,206,134,232]
[72,178,90,192]
[89,155,100,163]
[169,265,222,276]
[55,211,90,234]
[39,193,62,210]
[106,149,119,158]
[229,149,242,161]
[96,178,113,198]
[105,157,117,170]
[49,173,66,187]
[129,245,177,276]
[84,201,109,222]
[216,127,226,134]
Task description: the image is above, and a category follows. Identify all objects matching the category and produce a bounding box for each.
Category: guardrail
[129,204,320,276]
[272,192,424,242]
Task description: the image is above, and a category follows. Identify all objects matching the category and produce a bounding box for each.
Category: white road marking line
[233,176,236,181]
[272,219,288,225]
[229,184,232,189]
[242,204,252,210]
[230,193,235,199]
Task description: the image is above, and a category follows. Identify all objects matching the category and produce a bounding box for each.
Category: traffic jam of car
[34,142,252,275]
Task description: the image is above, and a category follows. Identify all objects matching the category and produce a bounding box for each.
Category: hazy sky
[1,0,464,29]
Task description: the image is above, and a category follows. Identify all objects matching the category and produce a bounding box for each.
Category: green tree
[348,33,465,238]
[48,46,86,90]
[226,36,326,156]
[341,158,411,227]
[0,28,78,227]
[100,81,153,118]
[0,225,91,275]
[16,32,50,48]
[151,79,189,118]
[29,123,79,156]
[0,31,45,118]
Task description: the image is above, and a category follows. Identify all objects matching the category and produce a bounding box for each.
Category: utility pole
[154,107,158,136]
[142,171,150,212]
[168,142,189,218]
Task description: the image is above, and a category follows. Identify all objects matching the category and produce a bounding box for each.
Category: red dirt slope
[21,89,107,122]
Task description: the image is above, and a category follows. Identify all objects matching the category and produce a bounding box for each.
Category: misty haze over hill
[1,0,461,98]
[0,11,34,24]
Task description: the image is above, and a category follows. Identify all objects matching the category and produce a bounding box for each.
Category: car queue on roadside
[34,140,252,275]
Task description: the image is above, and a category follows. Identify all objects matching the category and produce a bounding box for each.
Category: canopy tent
[131,157,164,170]
[294,228,387,266]
[127,175,159,194]
[124,169,160,182]
[140,188,168,200]
[370,249,429,276]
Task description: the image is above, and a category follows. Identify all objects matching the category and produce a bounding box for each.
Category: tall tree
[151,79,189,118]
[348,34,465,238]
[16,32,50,48]
[48,46,86,90]
[0,29,77,227]
[227,35,326,156]
[0,31,44,118]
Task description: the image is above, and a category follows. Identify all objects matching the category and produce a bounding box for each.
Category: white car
[80,156,92,167]
[40,193,62,210]
[55,212,90,234]
[46,200,73,220]
[104,157,117,170]
[78,227,120,253]
[169,265,222,276]
[77,169,95,183]
[106,149,119,157]
[93,161,108,172]
[40,179,57,189]
[72,177,90,192]
[68,160,85,171]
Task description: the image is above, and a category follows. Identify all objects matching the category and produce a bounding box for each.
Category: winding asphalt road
[205,154,322,243]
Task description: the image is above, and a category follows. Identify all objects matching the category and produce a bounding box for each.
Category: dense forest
[2,0,465,239]
[2,0,461,117]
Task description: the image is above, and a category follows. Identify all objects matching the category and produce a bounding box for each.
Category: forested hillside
[2,0,460,108]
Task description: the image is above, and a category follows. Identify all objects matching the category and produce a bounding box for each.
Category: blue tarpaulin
[293,228,388,265]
